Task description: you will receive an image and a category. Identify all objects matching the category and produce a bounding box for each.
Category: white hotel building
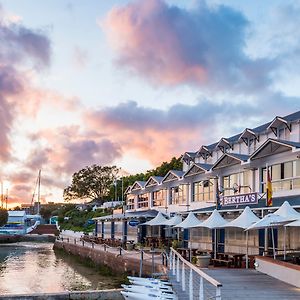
[96,110,300,255]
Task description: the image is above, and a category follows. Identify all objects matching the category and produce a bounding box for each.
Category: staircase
[29,224,59,236]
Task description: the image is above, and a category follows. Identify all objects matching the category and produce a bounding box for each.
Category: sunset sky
[0,0,300,206]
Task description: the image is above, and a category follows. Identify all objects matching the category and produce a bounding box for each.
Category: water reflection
[0,242,123,295]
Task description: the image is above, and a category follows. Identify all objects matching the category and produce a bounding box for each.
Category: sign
[220,192,258,207]
[128,220,140,227]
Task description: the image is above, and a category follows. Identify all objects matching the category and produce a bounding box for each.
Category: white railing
[169,247,222,300]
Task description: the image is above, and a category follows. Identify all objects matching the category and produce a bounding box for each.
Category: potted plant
[196,253,211,268]
[191,256,198,264]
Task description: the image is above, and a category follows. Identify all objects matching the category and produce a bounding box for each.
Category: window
[127,196,135,210]
[137,194,149,208]
[153,190,166,207]
[262,160,300,192]
[170,185,187,205]
[223,171,251,195]
[193,180,214,202]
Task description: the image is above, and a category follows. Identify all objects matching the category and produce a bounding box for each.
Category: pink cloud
[103,0,273,91]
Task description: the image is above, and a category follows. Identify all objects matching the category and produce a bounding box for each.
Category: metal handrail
[169,247,222,300]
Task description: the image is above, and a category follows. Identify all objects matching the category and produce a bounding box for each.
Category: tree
[0,208,8,226]
[64,165,119,202]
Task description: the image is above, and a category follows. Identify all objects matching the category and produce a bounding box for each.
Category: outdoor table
[218,252,245,268]
[177,247,198,261]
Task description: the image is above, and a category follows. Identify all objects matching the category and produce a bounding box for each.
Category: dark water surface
[0,242,123,295]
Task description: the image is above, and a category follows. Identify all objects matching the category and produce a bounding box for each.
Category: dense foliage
[0,208,8,226]
[108,156,183,200]
[58,207,111,232]
[64,165,119,202]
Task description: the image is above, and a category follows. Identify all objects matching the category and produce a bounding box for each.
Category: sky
[0,0,300,206]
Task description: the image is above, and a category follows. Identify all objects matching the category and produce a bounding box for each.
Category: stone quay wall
[0,289,123,300]
[54,240,167,277]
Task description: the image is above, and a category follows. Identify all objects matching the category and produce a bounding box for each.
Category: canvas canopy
[246,213,291,230]
[142,211,168,226]
[164,215,182,226]
[173,212,202,229]
[286,219,300,227]
[273,201,300,221]
[222,206,260,229]
[222,206,260,268]
[195,209,228,229]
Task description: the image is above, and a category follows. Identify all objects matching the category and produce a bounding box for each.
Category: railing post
[216,286,221,300]
[176,255,180,282]
[151,251,155,274]
[104,244,107,252]
[92,242,94,249]
[199,276,204,300]
[119,247,122,256]
[139,250,144,277]
[181,261,185,291]
[172,251,176,276]
[169,251,173,271]
[74,239,76,244]
[189,268,193,300]
[82,240,84,247]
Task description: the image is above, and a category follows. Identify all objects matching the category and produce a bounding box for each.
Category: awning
[142,211,168,226]
[194,209,228,229]
[173,212,202,229]
[246,214,291,230]
[164,215,182,226]
[273,201,300,221]
[222,206,260,229]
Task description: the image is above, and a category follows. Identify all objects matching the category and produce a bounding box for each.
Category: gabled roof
[196,145,213,158]
[200,110,300,156]
[181,151,196,163]
[144,176,164,188]
[215,138,233,152]
[184,163,212,177]
[212,153,249,170]
[267,116,291,135]
[131,181,146,191]
[124,185,132,194]
[250,138,300,160]
[238,128,259,145]
[162,170,184,183]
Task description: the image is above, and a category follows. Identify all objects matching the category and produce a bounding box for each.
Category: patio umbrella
[163,215,182,247]
[274,201,300,259]
[222,206,260,268]
[173,212,202,261]
[246,214,291,259]
[142,212,169,245]
[194,209,228,259]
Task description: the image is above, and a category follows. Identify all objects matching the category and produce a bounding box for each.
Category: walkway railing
[57,235,166,277]
[169,247,222,300]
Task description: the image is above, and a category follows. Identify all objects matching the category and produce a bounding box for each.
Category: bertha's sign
[220,192,258,207]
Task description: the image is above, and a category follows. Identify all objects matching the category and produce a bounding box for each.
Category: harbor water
[0,242,123,295]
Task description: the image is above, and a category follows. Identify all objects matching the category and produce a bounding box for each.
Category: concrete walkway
[170,268,300,300]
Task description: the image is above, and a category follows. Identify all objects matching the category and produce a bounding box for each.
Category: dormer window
[268,116,291,137]
[216,138,233,153]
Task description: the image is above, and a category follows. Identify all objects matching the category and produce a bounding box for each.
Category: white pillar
[189,268,193,300]
[181,261,185,291]
[176,256,180,282]
[199,277,204,300]
[149,192,153,209]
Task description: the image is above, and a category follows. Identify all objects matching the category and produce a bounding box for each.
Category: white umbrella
[173,212,202,262]
[286,219,300,227]
[165,215,182,226]
[174,212,202,229]
[143,212,168,226]
[222,206,260,268]
[274,201,300,259]
[195,209,228,258]
[246,214,291,259]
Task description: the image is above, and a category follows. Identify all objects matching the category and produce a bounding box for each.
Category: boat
[121,290,177,300]
[127,276,172,286]
[122,284,174,293]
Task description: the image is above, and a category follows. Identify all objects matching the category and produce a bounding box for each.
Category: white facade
[126,111,300,216]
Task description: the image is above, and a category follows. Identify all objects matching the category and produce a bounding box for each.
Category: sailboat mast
[37,170,41,215]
